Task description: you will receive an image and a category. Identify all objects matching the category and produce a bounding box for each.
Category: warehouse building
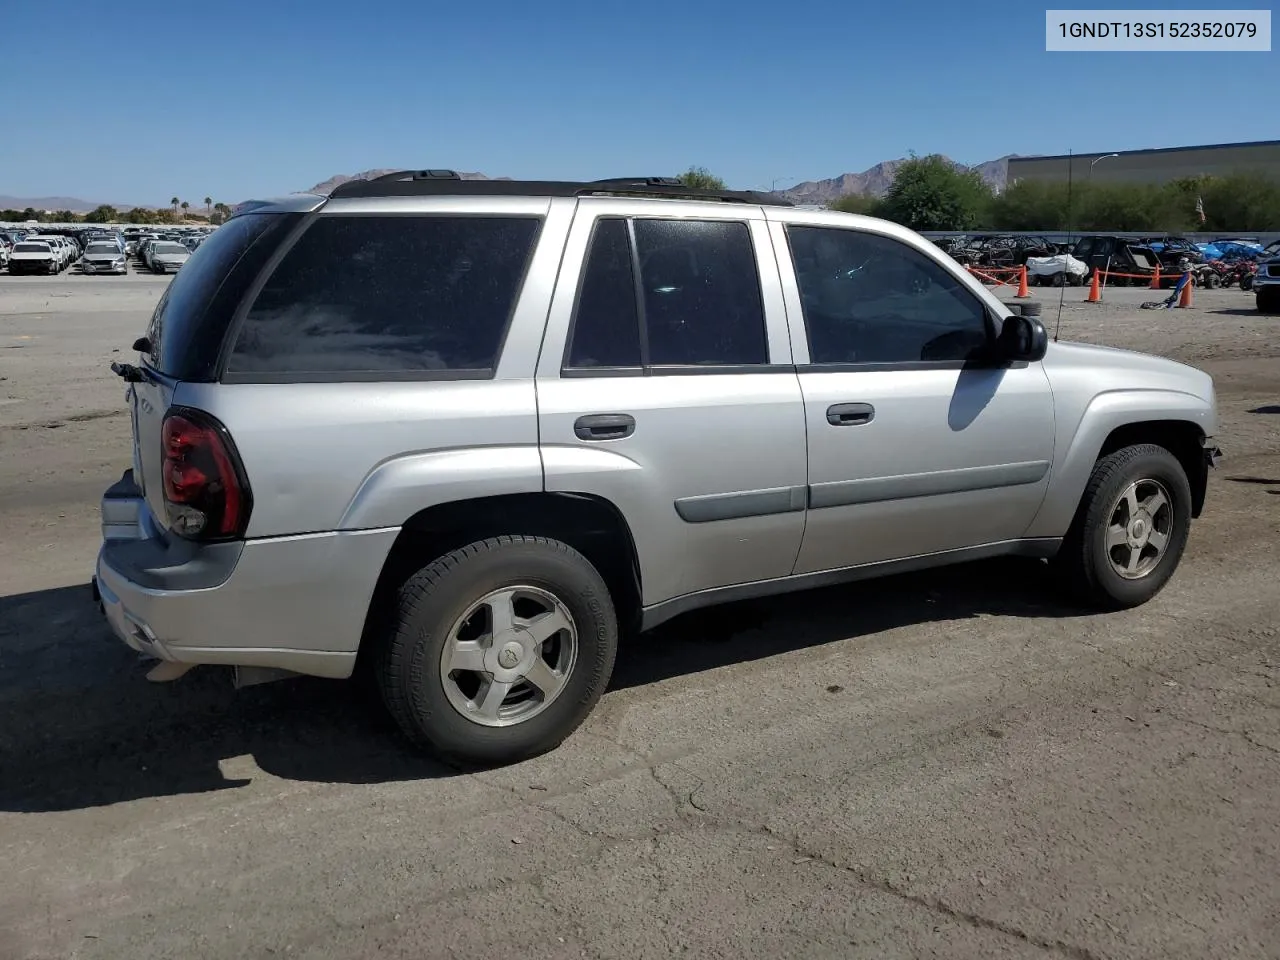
[1006,140,1280,187]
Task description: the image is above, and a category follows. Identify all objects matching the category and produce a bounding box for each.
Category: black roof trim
[328,170,792,206]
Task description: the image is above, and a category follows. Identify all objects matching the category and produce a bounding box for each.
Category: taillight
[160,407,252,541]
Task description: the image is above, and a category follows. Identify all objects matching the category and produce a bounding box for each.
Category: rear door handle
[826,402,875,426]
[574,413,636,441]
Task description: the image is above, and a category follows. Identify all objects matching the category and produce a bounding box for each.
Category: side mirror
[996,313,1048,363]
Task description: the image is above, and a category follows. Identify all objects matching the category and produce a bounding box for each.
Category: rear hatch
[126,210,306,529]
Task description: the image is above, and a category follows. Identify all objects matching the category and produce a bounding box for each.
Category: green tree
[170,196,180,218]
[83,205,119,223]
[125,206,157,224]
[180,201,190,220]
[829,193,880,216]
[677,166,727,191]
[988,180,1070,231]
[20,207,38,221]
[875,154,992,231]
[204,196,213,216]
[0,209,20,221]
[52,210,80,223]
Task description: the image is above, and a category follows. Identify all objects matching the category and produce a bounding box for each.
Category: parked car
[8,240,59,274]
[24,235,70,271]
[1070,235,1167,286]
[93,171,1222,765]
[81,241,129,275]
[147,241,190,273]
[1252,254,1280,313]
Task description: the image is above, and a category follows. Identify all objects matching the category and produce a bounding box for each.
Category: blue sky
[2,0,1274,206]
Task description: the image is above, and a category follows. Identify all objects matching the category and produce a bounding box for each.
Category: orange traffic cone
[1176,272,1194,308]
[1149,265,1161,289]
[1015,265,1030,298]
[1085,269,1102,303]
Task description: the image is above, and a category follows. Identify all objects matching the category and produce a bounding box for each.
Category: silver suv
[93,171,1222,765]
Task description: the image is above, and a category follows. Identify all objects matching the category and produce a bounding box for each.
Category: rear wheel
[376,536,619,766]
[1054,444,1191,610]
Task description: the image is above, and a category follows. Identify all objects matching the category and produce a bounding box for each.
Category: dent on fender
[339,445,544,530]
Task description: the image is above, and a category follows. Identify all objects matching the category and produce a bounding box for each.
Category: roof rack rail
[328,172,792,206]
[369,169,463,183]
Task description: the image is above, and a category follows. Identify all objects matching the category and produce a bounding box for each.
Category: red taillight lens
[160,408,252,540]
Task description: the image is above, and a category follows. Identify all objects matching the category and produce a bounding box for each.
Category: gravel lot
[1,274,1278,960]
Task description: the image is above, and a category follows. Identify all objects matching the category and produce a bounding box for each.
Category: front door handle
[827,402,875,426]
[574,413,636,441]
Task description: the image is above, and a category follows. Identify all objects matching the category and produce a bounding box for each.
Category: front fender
[1025,388,1214,538]
[339,445,544,531]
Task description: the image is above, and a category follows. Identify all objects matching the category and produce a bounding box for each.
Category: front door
[768,215,1056,575]
[536,199,808,608]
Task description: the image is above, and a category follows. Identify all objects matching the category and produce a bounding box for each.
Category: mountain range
[0,155,1016,214]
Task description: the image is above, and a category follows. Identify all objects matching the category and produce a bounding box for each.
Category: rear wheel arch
[358,492,643,665]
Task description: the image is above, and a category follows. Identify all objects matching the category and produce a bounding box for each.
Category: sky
[2,0,1275,206]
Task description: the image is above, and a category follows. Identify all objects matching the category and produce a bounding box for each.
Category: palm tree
[204,196,212,217]
[180,201,190,220]
[170,196,179,219]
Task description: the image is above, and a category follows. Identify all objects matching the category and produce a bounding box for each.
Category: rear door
[535,198,808,609]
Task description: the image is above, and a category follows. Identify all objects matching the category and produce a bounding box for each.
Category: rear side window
[564,217,769,371]
[145,212,301,381]
[226,216,541,380]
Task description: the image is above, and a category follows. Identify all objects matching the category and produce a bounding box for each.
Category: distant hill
[774,155,1015,205]
[308,169,501,195]
[2,155,1018,216]
[0,194,136,213]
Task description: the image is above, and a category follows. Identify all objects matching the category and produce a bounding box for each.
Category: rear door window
[225,215,542,381]
[563,217,769,371]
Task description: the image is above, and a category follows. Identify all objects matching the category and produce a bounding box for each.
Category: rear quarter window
[144,212,302,381]
[224,215,542,381]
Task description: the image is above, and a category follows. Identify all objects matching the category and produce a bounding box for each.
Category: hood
[1044,340,1215,403]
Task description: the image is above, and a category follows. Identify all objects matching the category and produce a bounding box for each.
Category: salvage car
[94,171,1222,765]
[81,240,129,275]
[148,241,190,274]
[8,240,59,274]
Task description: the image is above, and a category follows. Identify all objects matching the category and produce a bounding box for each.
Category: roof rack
[328,170,792,206]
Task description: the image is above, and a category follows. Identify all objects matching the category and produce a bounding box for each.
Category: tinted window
[633,219,768,367]
[227,216,541,378]
[565,218,642,368]
[145,212,300,381]
[14,243,50,253]
[787,226,989,365]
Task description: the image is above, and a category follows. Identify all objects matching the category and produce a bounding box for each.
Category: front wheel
[376,535,619,766]
[1054,444,1192,610]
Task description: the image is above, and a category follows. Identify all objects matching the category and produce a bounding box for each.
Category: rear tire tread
[376,535,617,767]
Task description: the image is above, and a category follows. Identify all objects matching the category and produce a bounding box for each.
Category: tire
[1241,274,1253,292]
[1202,272,1218,289]
[1054,443,1192,610]
[376,535,619,766]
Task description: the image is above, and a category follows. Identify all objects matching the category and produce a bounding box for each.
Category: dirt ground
[1,274,1277,960]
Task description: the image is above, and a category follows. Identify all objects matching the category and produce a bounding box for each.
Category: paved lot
[1,275,1278,960]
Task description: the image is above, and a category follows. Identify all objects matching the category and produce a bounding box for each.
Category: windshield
[86,243,119,254]
[154,242,188,255]
[14,243,51,253]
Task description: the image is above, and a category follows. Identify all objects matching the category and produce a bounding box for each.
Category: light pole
[1088,153,1120,182]
[761,176,794,193]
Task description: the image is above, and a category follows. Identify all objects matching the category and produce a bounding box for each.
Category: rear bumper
[94,469,398,679]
